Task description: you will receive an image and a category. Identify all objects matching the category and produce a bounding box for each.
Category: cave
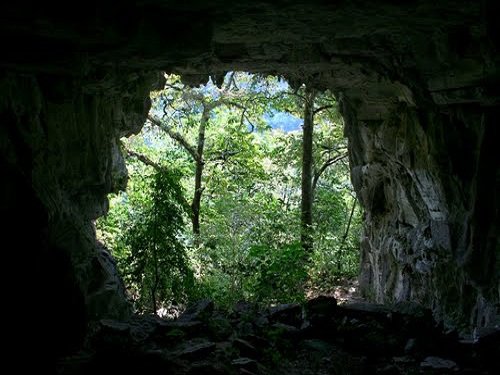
[1,0,498,372]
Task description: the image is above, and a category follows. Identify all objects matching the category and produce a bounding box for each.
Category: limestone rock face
[0,0,498,356]
[0,70,163,362]
[347,105,498,329]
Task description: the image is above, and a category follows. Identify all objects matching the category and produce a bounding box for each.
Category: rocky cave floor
[58,294,499,375]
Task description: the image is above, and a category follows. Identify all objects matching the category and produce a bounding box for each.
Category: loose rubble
[58,298,499,374]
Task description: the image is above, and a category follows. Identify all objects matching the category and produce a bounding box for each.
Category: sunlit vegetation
[96,72,362,314]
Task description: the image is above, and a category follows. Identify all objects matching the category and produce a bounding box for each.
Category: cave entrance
[97,71,362,315]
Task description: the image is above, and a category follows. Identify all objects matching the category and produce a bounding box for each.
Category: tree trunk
[337,197,357,272]
[192,158,204,237]
[151,245,159,314]
[191,106,209,240]
[301,87,316,254]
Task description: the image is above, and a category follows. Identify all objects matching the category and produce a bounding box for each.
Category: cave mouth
[1,1,498,371]
[97,71,363,316]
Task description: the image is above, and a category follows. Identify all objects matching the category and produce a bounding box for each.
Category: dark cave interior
[0,1,498,373]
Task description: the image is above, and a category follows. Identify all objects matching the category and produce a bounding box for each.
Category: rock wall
[346,102,499,330]
[0,70,163,361]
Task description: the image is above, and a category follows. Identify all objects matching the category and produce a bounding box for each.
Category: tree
[97,72,362,308]
[285,83,346,257]
[148,73,272,242]
[97,159,195,313]
[300,86,316,254]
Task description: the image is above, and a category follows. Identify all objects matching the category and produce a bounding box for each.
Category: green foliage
[98,167,196,313]
[244,242,307,304]
[98,72,363,311]
[125,170,194,309]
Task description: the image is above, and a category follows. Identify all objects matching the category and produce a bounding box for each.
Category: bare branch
[312,153,349,193]
[292,86,306,101]
[319,145,348,158]
[239,108,256,132]
[123,144,193,214]
[313,104,334,116]
[147,115,200,161]
[340,197,357,249]
[205,98,246,111]
[124,146,164,172]
[207,150,240,163]
[164,82,183,92]
[223,99,246,110]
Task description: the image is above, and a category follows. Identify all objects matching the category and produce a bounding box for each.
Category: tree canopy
[96,72,362,313]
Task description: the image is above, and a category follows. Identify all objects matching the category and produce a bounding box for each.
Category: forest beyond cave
[97,72,362,314]
[1,0,498,373]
